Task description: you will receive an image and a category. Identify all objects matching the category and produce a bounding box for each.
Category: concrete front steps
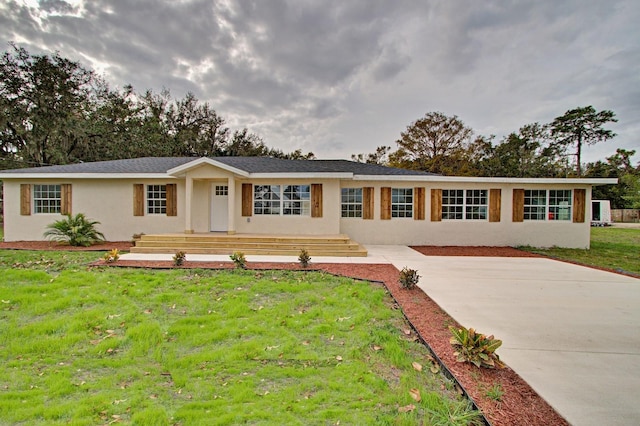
[130,233,368,257]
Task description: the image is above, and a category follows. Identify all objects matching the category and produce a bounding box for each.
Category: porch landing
[130,233,368,257]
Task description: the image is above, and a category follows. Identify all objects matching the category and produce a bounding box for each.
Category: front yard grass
[0,250,480,425]
[522,227,640,275]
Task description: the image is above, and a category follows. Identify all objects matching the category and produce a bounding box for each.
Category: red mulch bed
[1,241,569,425]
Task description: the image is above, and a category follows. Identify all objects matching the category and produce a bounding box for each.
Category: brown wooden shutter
[60,184,72,215]
[133,184,144,216]
[489,188,501,222]
[414,187,425,220]
[20,184,31,216]
[512,189,524,222]
[573,189,586,223]
[363,187,374,220]
[430,189,442,222]
[311,184,323,218]
[380,187,391,220]
[166,183,177,216]
[241,183,253,217]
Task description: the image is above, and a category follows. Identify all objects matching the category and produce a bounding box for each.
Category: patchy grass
[522,227,640,275]
[0,250,481,425]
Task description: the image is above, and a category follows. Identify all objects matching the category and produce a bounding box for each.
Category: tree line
[0,44,314,170]
[1,45,637,208]
[353,111,639,209]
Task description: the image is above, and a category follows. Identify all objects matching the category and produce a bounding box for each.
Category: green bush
[173,250,187,266]
[230,251,247,269]
[298,249,311,268]
[399,267,420,289]
[43,213,105,247]
[449,326,504,369]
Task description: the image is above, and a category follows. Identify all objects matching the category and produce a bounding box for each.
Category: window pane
[391,188,413,218]
[33,184,62,214]
[341,188,363,218]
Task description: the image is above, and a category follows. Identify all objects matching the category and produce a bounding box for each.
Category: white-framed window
[33,184,61,214]
[392,188,413,218]
[147,184,167,215]
[524,190,572,221]
[215,185,228,196]
[341,188,363,218]
[254,184,311,216]
[442,189,488,220]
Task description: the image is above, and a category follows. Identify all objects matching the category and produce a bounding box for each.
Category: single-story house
[0,156,616,250]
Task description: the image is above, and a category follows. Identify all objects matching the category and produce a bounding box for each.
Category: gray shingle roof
[0,156,437,176]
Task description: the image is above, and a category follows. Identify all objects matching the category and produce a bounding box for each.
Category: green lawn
[522,227,640,275]
[0,250,480,425]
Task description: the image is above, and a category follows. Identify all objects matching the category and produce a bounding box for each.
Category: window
[215,185,228,196]
[392,188,413,218]
[442,189,488,220]
[341,188,363,218]
[254,184,311,216]
[33,184,61,214]
[524,190,572,221]
[283,185,311,215]
[147,184,167,214]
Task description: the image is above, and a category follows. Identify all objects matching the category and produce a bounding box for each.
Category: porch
[130,233,368,257]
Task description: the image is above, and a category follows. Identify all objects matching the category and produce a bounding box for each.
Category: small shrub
[399,267,420,289]
[131,232,145,244]
[103,248,120,263]
[173,251,187,266]
[298,249,311,268]
[449,326,504,369]
[43,213,105,247]
[230,251,246,269]
[485,383,504,402]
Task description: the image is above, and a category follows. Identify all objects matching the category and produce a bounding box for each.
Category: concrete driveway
[366,246,640,426]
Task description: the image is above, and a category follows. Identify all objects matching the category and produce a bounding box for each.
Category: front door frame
[210,182,229,232]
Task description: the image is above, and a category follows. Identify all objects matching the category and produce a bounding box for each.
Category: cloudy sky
[1,0,639,164]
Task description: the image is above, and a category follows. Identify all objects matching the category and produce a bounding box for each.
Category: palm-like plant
[43,213,105,247]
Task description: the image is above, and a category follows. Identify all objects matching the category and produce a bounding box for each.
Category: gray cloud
[0,0,638,163]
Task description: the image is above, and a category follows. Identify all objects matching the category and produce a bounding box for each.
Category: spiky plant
[43,213,105,247]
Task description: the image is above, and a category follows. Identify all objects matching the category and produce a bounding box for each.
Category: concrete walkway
[120,247,640,425]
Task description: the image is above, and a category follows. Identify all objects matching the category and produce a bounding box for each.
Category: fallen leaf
[143,309,152,314]
[412,362,423,372]
[398,404,416,413]
[113,399,126,405]
[373,345,382,351]
[336,355,343,361]
[430,364,441,374]
[302,340,310,346]
[149,394,157,399]
[403,329,411,335]
[409,388,421,402]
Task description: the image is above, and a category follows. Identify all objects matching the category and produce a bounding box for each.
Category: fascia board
[352,175,618,185]
[0,173,175,179]
[247,172,354,179]
[167,158,249,177]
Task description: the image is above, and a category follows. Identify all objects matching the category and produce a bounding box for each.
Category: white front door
[211,184,229,232]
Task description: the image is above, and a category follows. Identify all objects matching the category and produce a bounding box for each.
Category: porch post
[227,176,236,234]
[184,175,194,234]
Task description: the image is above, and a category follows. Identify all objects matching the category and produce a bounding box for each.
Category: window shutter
[414,187,425,220]
[241,183,252,216]
[20,184,31,216]
[133,184,144,216]
[380,187,391,220]
[166,183,177,216]
[512,189,524,222]
[311,184,323,218]
[430,189,442,222]
[489,188,501,222]
[573,189,586,223]
[363,187,374,220]
[61,184,72,215]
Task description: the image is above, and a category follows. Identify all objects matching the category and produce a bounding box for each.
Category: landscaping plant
[449,326,504,369]
[399,266,420,289]
[173,250,187,266]
[230,251,247,269]
[43,213,105,247]
[103,248,120,263]
[298,248,311,268]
